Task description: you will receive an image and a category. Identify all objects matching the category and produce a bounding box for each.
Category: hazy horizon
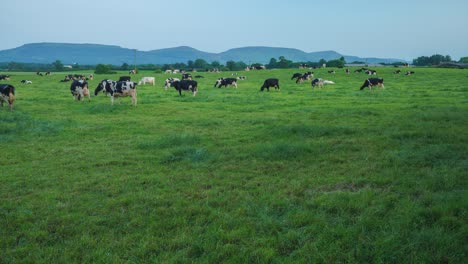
[2,0,467,61]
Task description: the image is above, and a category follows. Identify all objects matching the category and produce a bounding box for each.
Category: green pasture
[1,67,467,263]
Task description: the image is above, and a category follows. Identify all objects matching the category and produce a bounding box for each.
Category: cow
[21,80,32,84]
[165,69,173,74]
[236,76,246,80]
[36,72,43,76]
[328,70,336,74]
[138,77,155,86]
[360,78,384,91]
[291,73,302,80]
[118,76,131,82]
[0,75,11,80]
[311,78,324,88]
[354,69,363,73]
[345,69,350,74]
[214,78,238,88]
[194,75,204,78]
[182,73,192,80]
[365,70,377,75]
[296,72,313,83]
[170,80,198,96]
[88,74,94,80]
[405,71,415,75]
[164,78,180,90]
[260,78,280,91]
[394,70,401,74]
[0,84,15,111]
[70,80,90,101]
[129,69,137,74]
[45,71,51,76]
[95,80,138,106]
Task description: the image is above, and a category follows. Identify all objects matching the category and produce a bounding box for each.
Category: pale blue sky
[2,0,467,60]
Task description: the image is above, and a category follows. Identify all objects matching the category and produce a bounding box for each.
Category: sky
[1,0,467,61]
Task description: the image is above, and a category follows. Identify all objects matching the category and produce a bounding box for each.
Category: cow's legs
[111,96,114,105]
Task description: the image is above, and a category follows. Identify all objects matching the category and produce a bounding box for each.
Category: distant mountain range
[0,43,406,65]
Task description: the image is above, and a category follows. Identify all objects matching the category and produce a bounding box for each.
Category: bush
[94,64,113,74]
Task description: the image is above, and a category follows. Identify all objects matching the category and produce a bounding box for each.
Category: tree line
[1,54,466,73]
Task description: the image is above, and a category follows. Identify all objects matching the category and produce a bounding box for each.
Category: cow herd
[0,67,417,111]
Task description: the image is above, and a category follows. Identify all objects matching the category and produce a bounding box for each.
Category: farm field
[1,67,467,262]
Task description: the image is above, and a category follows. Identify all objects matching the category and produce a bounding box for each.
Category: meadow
[0,67,467,263]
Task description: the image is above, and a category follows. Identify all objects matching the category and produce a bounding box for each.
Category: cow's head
[214,78,223,87]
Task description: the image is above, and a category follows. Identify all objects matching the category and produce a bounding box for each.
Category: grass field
[1,67,467,263]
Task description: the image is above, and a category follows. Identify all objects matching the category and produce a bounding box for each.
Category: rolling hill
[0,42,405,65]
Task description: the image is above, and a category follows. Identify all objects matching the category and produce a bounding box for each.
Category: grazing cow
[354,69,363,73]
[21,80,32,84]
[365,70,377,75]
[296,72,314,83]
[311,78,324,88]
[95,80,138,106]
[0,75,11,80]
[405,71,415,75]
[118,76,131,82]
[194,75,204,78]
[182,73,192,80]
[164,78,180,90]
[0,84,15,111]
[129,69,137,74]
[138,77,155,86]
[214,78,238,88]
[70,80,90,101]
[88,74,94,80]
[170,80,198,96]
[345,69,350,74]
[328,70,336,74]
[291,73,302,80]
[360,78,384,91]
[260,78,280,91]
[236,76,246,80]
[45,71,51,76]
[394,70,401,74]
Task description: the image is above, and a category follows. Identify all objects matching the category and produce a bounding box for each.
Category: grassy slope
[0,67,467,263]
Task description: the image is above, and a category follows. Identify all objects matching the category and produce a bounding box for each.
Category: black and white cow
[345,68,350,74]
[328,70,336,74]
[260,78,280,91]
[0,84,15,111]
[405,71,415,75]
[170,80,198,96]
[21,80,32,84]
[354,69,363,73]
[0,75,10,80]
[236,76,246,80]
[182,73,192,80]
[360,78,384,90]
[296,72,314,83]
[365,70,377,75]
[394,70,401,74]
[164,78,180,90]
[94,80,138,106]
[214,78,238,88]
[311,78,324,88]
[129,69,137,74]
[70,80,90,101]
[118,76,131,82]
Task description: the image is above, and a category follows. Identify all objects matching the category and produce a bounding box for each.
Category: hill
[0,42,405,65]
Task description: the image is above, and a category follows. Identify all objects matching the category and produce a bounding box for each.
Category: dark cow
[0,84,15,111]
[170,80,198,96]
[214,78,238,88]
[182,73,192,80]
[70,80,90,101]
[118,76,131,82]
[360,78,384,91]
[260,78,280,91]
[291,73,302,80]
[405,71,415,75]
[0,75,10,80]
[95,80,138,106]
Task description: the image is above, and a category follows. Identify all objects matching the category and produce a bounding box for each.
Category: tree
[318,59,327,66]
[413,54,452,66]
[277,56,292,68]
[226,60,236,71]
[459,57,468,63]
[121,63,129,70]
[211,61,221,68]
[268,58,278,68]
[94,64,112,74]
[187,60,194,69]
[53,60,64,71]
[194,59,209,69]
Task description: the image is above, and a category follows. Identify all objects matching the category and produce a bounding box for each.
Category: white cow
[138,77,155,86]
